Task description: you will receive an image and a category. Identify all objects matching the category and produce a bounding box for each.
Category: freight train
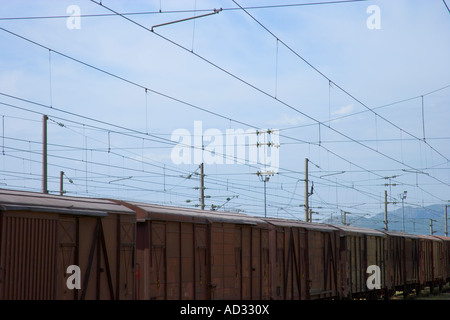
[0,188,448,300]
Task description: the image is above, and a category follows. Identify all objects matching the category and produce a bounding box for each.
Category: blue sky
[0,0,449,232]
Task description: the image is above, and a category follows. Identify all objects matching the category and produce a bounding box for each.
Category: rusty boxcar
[264,218,340,300]
[384,231,421,297]
[334,225,387,299]
[117,201,269,300]
[433,236,450,284]
[417,234,444,292]
[0,189,136,300]
[1,187,449,301]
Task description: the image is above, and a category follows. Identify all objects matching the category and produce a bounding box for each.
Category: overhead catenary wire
[0,1,371,21]
[444,0,450,14]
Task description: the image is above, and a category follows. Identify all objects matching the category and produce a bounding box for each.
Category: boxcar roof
[417,234,444,242]
[0,188,135,216]
[263,217,338,232]
[383,231,421,239]
[433,235,450,241]
[122,201,267,226]
[332,224,386,237]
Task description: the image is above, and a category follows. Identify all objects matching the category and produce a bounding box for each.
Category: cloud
[267,114,305,127]
[332,104,354,116]
[134,152,172,164]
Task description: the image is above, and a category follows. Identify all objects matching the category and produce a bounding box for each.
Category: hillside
[321,204,448,236]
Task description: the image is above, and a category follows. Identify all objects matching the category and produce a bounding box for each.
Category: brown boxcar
[433,236,450,283]
[0,189,136,300]
[418,235,444,291]
[118,201,269,300]
[334,225,387,299]
[265,218,340,300]
[384,231,420,296]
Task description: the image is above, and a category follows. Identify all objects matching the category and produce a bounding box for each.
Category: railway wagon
[384,231,421,297]
[433,236,450,283]
[418,235,444,292]
[264,218,340,300]
[117,201,270,300]
[334,225,387,299]
[0,189,136,300]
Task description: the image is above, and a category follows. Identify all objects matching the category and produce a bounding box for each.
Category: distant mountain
[321,204,449,237]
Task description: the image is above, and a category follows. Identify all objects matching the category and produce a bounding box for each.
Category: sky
[0,0,449,233]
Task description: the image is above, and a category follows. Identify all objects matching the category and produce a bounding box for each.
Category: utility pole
[42,115,48,194]
[305,158,309,222]
[342,210,350,226]
[383,175,398,201]
[200,163,205,210]
[60,171,64,196]
[399,191,407,232]
[309,208,319,222]
[430,219,437,235]
[255,129,278,218]
[256,171,271,218]
[263,176,269,218]
[384,190,388,231]
[445,205,448,237]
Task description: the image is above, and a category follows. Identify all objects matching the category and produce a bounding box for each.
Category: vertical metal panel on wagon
[265,219,340,300]
[0,189,136,300]
[334,225,387,298]
[0,211,57,299]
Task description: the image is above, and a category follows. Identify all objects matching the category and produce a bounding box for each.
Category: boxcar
[333,225,387,299]
[118,201,269,300]
[264,218,340,300]
[0,189,136,300]
[418,235,444,292]
[383,231,420,297]
[433,236,450,284]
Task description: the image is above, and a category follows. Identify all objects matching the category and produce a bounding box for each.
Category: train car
[264,218,340,300]
[0,189,136,300]
[333,225,387,299]
[433,236,450,284]
[383,231,420,297]
[117,201,269,300]
[1,187,449,301]
[418,234,444,293]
